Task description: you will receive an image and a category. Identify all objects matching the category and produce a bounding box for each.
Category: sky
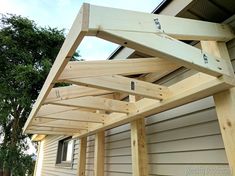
[0,0,163,154]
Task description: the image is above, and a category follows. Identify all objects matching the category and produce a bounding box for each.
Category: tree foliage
[0,14,66,175]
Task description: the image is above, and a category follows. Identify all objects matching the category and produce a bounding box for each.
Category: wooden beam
[59,58,179,80]
[201,41,235,174]
[27,130,75,135]
[130,95,148,176]
[31,121,88,130]
[63,75,169,100]
[76,72,235,138]
[94,131,104,176]
[97,30,233,78]
[77,137,87,176]
[36,109,107,123]
[49,96,136,113]
[31,134,46,141]
[36,104,78,117]
[108,44,203,100]
[44,85,112,103]
[23,3,90,133]
[32,117,97,127]
[28,126,86,134]
[87,4,235,41]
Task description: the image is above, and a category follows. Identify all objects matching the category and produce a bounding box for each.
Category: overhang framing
[24,3,235,175]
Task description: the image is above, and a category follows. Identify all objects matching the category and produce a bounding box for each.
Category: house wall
[38,135,78,176]
[36,11,235,176]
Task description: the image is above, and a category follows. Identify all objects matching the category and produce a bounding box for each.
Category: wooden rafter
[28,126,86,134]
[31,120,89,130]
[59,58,179,79]
[36,109,107,123]
[49,96,136,113]
[62,75,169,100]
[31,134,46,141]
[36,104,78,117]
[44,85,112,103]
[97,30,232,77]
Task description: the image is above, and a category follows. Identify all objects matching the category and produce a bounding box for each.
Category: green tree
[0,14,70,175]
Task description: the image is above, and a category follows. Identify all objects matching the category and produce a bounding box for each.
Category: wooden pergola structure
[24,4,235,176]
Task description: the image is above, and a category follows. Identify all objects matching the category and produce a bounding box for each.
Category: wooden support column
[94,131,105,176]
[130,95,149,176]
[77,137,87,176]
[201,41,235,174]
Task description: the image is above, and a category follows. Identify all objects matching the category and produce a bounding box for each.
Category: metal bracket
[131,81,135,90]
[154,18,161,30]
[203,54,208,64]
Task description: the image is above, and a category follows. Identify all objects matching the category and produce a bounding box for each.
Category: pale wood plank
[78,137,87,176]
[64,75,169,100]
[36,104,78,117]
[28,126,86,134]
[201,41,235,174]
[59,58,179,80]
[27,130,74,136]
[31,134,46,141]
[97,30,232,77]
[88,4,234,41]
[31,120,88,130]
[36,109,107,123]
[45,85,112,103]
[49,96,136,113]
[94,131,104,176]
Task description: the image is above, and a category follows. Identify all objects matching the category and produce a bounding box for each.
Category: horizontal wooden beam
[49,96,136,113]
[32,117,95,126]
[44,85,112,103]
[59,58,179,80]
[23,3,90,133]
[88,4,235,41]
[31,134,46,141]
[36,109,107,123]
[62,75,169,100]
[31,120,89,130]
[28,126,86,134]
[97,30,232,78]
[36,104,78,117]
[27,130,75,136]
[76,73,235,137]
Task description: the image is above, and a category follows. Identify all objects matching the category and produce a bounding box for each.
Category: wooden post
[130,95,149,176]
[77,137,87,176]
[201,41,235,174]
[94,131,104,176]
